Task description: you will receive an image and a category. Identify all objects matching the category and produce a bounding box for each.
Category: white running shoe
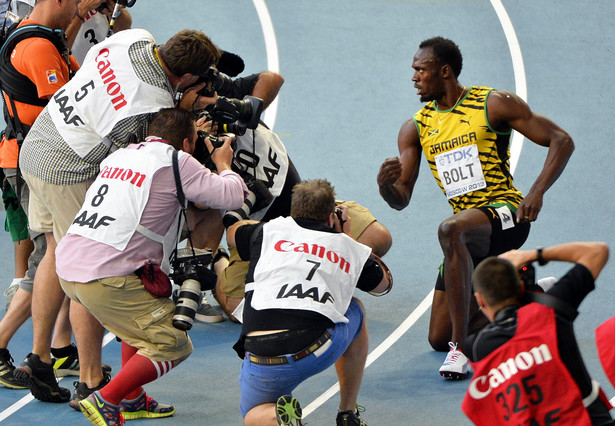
[537,276,557,293]
[439,342,470,380]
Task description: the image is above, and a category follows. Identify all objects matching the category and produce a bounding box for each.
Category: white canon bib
[244,217,371,323]
[66,142,187,272]
[48,28,174,159]
[235,125,289,220]
[71,11,110,65]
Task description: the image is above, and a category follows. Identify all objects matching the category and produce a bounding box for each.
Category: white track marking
[252,0,280,130]
[490,0,527,174]
[302,1,528,418]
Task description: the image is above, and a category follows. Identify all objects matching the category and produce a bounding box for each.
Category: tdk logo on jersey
[437,146,475,166]
[468,343,553,400]
[276,283,335,304]
[429,131,477,155]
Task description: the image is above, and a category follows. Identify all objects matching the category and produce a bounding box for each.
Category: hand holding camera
[203,133,234,172]
[333,205,351,235]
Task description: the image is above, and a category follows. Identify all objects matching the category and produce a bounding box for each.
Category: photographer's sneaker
[336,405,367,426]
[79,391,124,426]
[0,348,27,389]
[439,342,470,380]
[52,351,112,378]
[13,353,71,402]
[276,395,304,425]
[69,371,112,411]
[195,292,224,323]
[120,390,175,420]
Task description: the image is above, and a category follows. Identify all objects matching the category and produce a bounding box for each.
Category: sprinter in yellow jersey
[377,37,574,380]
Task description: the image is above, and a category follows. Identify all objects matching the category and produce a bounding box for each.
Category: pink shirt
[56,142,248,282]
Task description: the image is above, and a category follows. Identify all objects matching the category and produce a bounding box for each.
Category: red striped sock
[100,351,174,405]
[121,342,142,400]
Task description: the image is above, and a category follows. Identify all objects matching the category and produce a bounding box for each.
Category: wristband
[536,247,548,266]
[76,13,86,22]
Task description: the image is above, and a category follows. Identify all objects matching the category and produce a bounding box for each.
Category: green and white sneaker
[276,395,303,425]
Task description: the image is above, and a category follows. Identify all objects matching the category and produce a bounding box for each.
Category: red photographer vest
[596,316,615,389]
[462,303,591,425]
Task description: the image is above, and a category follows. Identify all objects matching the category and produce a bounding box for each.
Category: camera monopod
[106,0,137,37]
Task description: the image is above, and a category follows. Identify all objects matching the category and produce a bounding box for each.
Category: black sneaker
[51,351,113,378]
[13,353,71,403]
[69,371,112,411]
[336,406,368,426]
[0,348,27,389]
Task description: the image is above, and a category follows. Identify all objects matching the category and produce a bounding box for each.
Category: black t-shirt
[465,264,595,397]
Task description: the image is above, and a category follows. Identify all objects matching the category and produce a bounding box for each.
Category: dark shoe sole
[439,370,468,380]
[14,367,70,403]
[0,375,28,390]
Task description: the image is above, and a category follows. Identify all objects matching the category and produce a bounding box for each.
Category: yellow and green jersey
[413,86,523,214]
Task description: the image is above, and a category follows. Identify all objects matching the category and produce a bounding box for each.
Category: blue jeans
[239,299,364,416]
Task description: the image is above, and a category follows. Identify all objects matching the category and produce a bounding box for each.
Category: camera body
[519,263,536,288]
[169,247,216,331]
[207,95,263,137]
[196,67,233,98]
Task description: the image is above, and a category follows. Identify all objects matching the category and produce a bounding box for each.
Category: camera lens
[172,279,202,331]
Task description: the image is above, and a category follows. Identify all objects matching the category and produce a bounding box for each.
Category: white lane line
[252,0,280,130]
[303,1,528,418]
[303,290,434,417]
[490,0,527,174]
[0,331,117,421]
[0,393,34,422]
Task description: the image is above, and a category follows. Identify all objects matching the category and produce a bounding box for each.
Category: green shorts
[2,180,29,242]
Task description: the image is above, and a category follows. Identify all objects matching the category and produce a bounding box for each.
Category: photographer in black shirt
[463,242,614,425]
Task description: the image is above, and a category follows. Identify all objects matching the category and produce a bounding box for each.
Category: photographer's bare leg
[31,233,64,363]
[336,298,368,412]
[356,221,393,258]
[71,301,105,387]
[186,206,224,251]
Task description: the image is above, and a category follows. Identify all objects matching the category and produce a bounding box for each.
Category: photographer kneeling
[227,179,392,426]
[55,108,248,424]
[462,242,614,425]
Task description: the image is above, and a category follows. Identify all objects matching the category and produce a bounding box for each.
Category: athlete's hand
[516,190,543,223]
[377,157,402,187]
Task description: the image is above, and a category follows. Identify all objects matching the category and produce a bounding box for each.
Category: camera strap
[522,292,578,321]
[170,150,199,264]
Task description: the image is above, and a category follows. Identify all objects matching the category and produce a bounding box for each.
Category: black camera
[207,95,263,136]
[222,178,273,228]
[169,247,216,331]
[519,263,536,289]
[196,67,233,98]
[192,130,237,171]
[97,0,137,12]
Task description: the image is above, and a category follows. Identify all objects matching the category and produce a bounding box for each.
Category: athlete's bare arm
[377,118,422,210]
[486,90,574,223]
